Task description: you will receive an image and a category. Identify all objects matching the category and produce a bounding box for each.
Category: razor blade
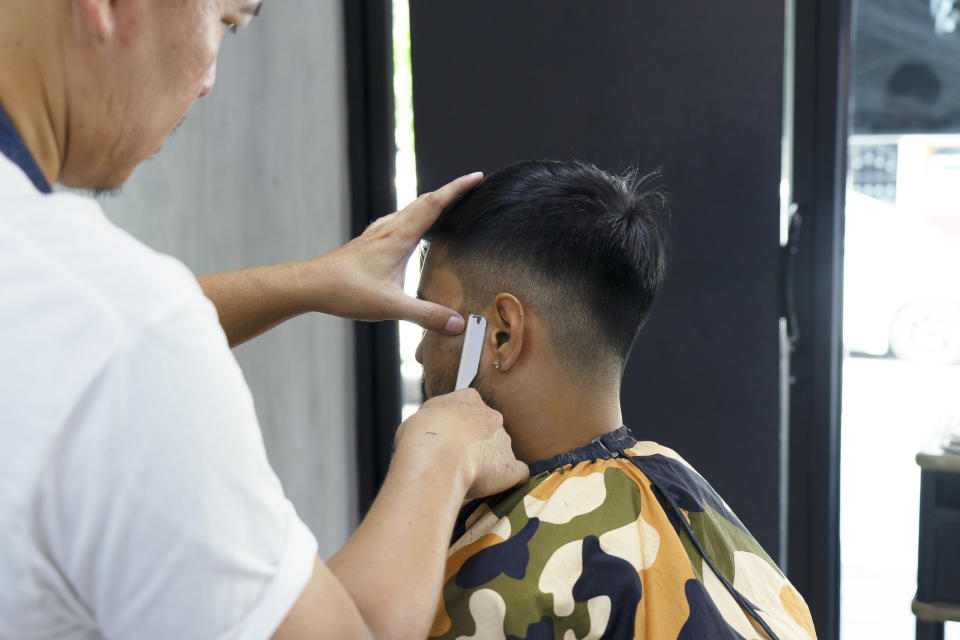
[454,314,487,390]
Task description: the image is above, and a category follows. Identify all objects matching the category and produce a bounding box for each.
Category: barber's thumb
[404,298,465,335]
[510,460,530,483]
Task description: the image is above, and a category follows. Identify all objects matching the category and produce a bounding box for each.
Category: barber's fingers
[398,172,484,241]
[396,293,465,335]
[399,388,528,499]
[500,457,532,489]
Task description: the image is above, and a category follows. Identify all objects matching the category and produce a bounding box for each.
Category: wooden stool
[913,600,960,640]
[914,452,960,640]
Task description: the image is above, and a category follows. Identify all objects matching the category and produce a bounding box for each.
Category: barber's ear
[487,293,525,372]
[75,0,116,42]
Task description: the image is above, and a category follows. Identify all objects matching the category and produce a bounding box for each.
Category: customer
[417,160,817,640]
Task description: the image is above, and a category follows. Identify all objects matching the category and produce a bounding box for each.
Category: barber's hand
[395,389,529,500]
[305,172,484,335]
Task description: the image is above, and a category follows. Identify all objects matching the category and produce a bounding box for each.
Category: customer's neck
[500,369,624,464]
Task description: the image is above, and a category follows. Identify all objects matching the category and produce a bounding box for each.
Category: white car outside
[843,191,960,365]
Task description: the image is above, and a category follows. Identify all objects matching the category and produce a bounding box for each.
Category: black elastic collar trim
[527,426,637,475]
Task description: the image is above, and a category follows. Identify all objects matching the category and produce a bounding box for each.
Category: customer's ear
[487,293,525,372]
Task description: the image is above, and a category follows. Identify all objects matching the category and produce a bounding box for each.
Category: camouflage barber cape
[429,427,817,640]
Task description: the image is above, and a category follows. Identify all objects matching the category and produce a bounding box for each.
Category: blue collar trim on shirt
[0,102,53,194]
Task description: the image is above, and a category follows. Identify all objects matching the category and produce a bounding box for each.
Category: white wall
[99,1,357,557]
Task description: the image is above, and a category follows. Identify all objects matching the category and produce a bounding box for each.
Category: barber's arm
[273,389,528,640]
[197,173,482,346]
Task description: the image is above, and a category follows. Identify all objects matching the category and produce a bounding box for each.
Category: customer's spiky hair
[425,159,670,374]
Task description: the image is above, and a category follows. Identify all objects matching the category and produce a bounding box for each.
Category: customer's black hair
[425,159,669,374]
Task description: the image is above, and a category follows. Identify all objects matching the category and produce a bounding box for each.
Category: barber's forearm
[327,443,468,640]
[197,262,317,347]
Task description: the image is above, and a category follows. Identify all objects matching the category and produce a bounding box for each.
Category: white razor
[454,314,487,390]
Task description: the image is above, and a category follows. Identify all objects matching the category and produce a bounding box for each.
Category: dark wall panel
[411,1,784,555]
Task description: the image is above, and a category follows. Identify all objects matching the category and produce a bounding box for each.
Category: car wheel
[889,299,960,365]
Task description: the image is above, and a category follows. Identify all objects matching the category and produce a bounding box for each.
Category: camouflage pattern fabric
[429,436,817,640]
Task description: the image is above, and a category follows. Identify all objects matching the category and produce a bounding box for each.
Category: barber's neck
[0,1,68,186]
[495,363,624,464]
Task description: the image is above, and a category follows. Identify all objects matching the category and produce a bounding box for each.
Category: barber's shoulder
[0,191,221,442]
[5,190,215,333]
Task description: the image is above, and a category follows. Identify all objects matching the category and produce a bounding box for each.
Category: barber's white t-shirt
[0,154,318,639]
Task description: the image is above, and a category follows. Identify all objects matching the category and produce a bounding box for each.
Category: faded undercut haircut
[424,159,670,375]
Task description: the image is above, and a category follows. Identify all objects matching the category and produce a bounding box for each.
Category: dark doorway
[410,0,785,560]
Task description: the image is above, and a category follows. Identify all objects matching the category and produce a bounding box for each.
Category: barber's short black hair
[425,159,669,373]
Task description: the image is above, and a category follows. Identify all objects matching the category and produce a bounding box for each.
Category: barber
[0,1,527,638]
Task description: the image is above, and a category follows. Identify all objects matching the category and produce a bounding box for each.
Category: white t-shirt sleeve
[32,304,318,639]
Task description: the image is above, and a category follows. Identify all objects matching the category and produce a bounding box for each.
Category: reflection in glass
[842,0,960,637]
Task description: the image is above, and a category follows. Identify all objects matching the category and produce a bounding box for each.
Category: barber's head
[19,0,262,190]
[415,160,669,413]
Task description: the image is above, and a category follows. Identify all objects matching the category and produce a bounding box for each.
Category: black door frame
[343,0,401,515]
[786,0,852,636]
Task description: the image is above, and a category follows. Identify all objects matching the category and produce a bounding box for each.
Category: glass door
[841,0,960,637]
[393,0,426,420]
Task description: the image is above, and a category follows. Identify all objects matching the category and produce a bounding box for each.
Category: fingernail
[444,315,465,333]
[466,171,483,180]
